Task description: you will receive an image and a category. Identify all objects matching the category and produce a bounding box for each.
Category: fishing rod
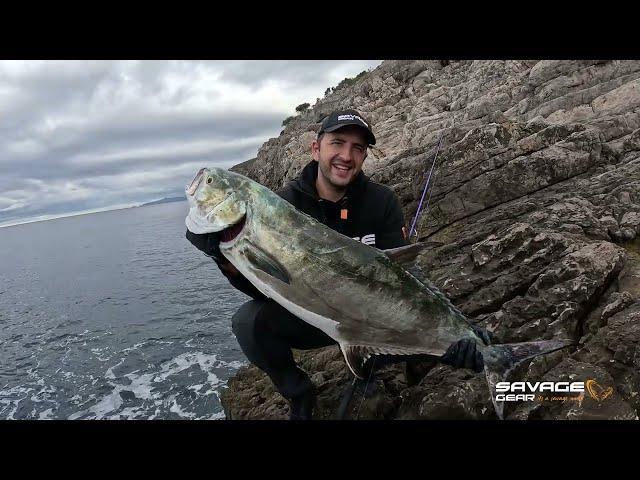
[336,116,456,420]
[408,115,455,241]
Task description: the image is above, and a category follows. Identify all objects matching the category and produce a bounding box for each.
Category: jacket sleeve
[216,257,266,301]
[277,183,296,203]
[375,190,407,250]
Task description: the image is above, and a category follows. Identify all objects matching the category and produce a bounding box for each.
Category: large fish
[185,166,574,419]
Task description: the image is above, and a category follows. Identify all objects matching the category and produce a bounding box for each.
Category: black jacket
[280,160,406,249]
[186,160,407,299]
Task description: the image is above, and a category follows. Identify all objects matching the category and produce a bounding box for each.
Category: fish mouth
[219,213,247,244]
[186,168,206,196]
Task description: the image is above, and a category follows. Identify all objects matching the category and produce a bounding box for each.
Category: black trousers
[231,299,336,400]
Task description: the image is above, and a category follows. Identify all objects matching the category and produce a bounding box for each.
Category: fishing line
[355,356,376,420]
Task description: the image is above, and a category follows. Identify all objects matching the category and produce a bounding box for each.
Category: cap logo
[337,114,369,128]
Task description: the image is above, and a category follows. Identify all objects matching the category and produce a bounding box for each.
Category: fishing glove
[185,230,222,262]
[440,324,493,373]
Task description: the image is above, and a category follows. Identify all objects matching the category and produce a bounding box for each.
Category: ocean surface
[0,201,249,419]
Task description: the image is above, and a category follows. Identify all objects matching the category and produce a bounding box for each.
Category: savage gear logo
[585,379,613,401]
[495,379,613,403]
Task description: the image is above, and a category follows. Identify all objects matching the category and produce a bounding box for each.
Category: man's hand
[185,230,222,261]
[440,324,494,373]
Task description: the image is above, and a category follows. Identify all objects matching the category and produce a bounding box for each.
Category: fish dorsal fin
[340,343,431,379]
[404,263,429,284]
[243,241,290,284]
[382,241,443,266]
[382,242,428,265]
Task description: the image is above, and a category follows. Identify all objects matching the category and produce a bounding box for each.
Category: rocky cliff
[221,60,640,420]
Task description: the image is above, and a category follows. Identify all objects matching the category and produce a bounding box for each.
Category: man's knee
[231,299,334,354]
[231,299,267,344]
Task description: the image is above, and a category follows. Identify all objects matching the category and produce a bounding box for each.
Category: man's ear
[311,139,320,161]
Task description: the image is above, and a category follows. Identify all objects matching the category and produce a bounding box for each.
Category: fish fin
[340,344,429,379]
[404,264,430,284]
[393,258,438,293]
[483,339,576,420]
[382,241,445,265]
[244,242,290,284]
[340,344,370,379]
[382,242,429,265]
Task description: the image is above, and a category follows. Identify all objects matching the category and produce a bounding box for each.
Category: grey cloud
[0,105,284,188]
[217,60,380,90]
[0,60,383,227]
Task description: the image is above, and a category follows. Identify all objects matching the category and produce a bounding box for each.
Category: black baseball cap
[318,109,376,145]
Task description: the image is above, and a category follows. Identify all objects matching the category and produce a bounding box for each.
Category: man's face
[311,125,368,190]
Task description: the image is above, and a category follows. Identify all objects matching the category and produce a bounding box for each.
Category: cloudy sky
[0,60,382,227]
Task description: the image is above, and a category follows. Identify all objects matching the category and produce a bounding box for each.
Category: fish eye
[207,177,213,184]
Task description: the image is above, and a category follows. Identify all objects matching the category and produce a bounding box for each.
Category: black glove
[185,229,222,261]
[440,324,493,373]
[185,229,266,301]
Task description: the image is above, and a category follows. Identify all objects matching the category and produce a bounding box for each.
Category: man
[186,109,488,420]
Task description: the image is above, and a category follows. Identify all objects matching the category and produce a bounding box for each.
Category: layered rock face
[222,60,640,420]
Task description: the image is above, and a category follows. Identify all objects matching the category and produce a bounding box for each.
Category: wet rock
[483,241,625,343]
[572,301,640,412]
[396,365,494,420]
[601,291,636,322]
[223,60,640,420]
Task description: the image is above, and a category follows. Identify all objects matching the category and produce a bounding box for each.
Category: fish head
[185,167,249,236]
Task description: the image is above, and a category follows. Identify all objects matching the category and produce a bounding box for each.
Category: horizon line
[0,197,187,229]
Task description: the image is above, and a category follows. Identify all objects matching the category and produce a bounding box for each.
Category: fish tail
[482,339,576,420]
